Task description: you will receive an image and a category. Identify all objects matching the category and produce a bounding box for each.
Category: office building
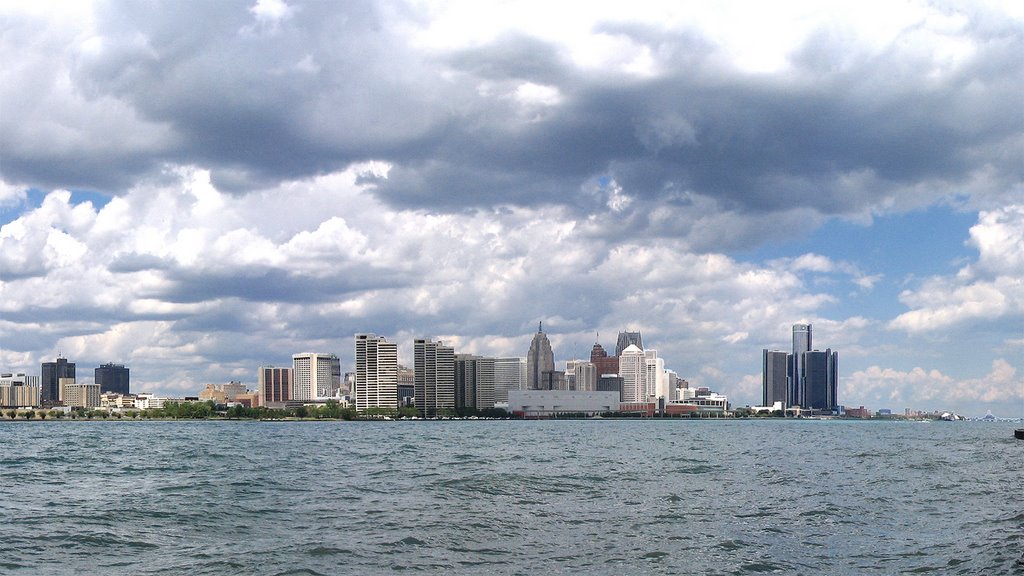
[397,366,415,407]
[455,354,496,411]
[258,366,292,405]
[615,331,643,356]
[762,350,789,407]
[94,363,130,395]
[63,380,100,408]
[493,357,526,403]
[589,340,619,378]
[790,324,811,406]
[619,344,646,403]
[572,360,597,392]
[0,373,40,408]
[802,349,838,411]
[415,338,455,417]
[354,334,398,412]
[645,349,666,399]
[41,356,75,405]
[292,353,339,400]
[527,322,555,390]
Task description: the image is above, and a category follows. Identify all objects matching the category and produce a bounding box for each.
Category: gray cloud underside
[3,1,1020,222]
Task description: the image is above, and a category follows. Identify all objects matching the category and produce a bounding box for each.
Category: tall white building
[570,360,597,392]
[619,344,646,403]
[645,349,667,400]
[354,334,398,412]
[415,338,455,417]
[493,357,526,403]
[292,353,339,400]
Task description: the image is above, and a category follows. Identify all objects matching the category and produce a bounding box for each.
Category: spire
[538,321,542,333]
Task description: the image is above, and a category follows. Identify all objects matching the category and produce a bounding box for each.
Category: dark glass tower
[789,324,811,407]
[614,331,643,356]
[95,363,130,395]
[41,356,75,404]
[762,349,789,407]
[802,349,838,411]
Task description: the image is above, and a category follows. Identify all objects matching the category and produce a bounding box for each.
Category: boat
[1015,429,1024,440]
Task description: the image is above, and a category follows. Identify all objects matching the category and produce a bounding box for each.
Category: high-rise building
[527,322,555,390]
[292,353,339,400]
[644,349,666,399]
[802,349,838,411]
[41,356,75,405]
[354,334,398,412]
[615,331,643,356]
[762,350,789,407]
[94,363,130,395]
[63,381,100,408]
[619,344,646,403]
[572,360,597,392]
[790,324,811,406]
[258,366,292,405]
[397,366,415,407]
[455,354,496,411]
[493,357,526,403]
[415,338,455,417]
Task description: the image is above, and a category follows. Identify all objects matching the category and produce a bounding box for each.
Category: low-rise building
[64,382,101,408]
[508,390,619,417]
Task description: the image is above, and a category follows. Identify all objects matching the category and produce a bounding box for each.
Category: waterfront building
[415,338,455,417]
[493,357,526,403]
[615,331,643,356]
[455,354,496,411]
[762,349,789,408]
[354,334,398,412]
[63,381,100,408]
[41,356,75,405]
[674,386,729,415]
[0,373,40,408]
[258,366,292,406]
[597,375,624,399]
[507,389,619,418]
[527,322,555,390]
[94,363,130,395]
[790,324,811,406]
[802,349,838,411]
[619,344,646,403]
[100,392,136,410]
[292,353,339,400]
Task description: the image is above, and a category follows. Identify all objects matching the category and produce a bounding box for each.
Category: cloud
[891,205,1024,332]
[844,358,1023,410]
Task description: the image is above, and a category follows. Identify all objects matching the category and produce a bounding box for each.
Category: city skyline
[0,1,1021,417]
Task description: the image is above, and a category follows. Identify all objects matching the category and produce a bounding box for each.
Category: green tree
[6,409,16,419]
[23,409,34,420]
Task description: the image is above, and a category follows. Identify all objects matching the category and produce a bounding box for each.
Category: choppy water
[1,419,1021,575]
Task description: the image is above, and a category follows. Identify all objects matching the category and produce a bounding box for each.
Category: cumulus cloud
[891,205,1024,332]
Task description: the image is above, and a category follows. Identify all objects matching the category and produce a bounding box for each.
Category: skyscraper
[802,349,838,411]
[493,357,526,403]
[415,338,455,417]
[41,356,75,405]
[762,350,788,407]
[619,344,646,403]
[790,324,811,407]
[527,322,554,390]
[455,354,496,411]
[573,360,597,392]
[258,366,292,405]
[95,363,130,395]
[292,353,339,400]
[354,334,398,412]
[615,331,643,356]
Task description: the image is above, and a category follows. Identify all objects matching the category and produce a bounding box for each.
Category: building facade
[619,344,646,403]
[0,373,40,408]
[94,363,130,395]
[802,349,838,411]
[354,334,398,412]
[615,330,643,356]
[292,353,339,400]
[493,357,526,403]
[258,366,292,405]
[414,338,455,417]
[527,323,555,390]
[789,323,811,406]
[762,349,789,407]
[455,354,496,411]
[41,356,75,405]
[63,382,100,408]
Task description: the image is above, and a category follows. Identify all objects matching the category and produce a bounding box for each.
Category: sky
[1,0,1021,417]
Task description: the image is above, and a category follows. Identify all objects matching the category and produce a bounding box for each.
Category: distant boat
[1015,429,1024,440]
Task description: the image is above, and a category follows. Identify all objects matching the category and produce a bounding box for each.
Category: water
[1,419,1021,575]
